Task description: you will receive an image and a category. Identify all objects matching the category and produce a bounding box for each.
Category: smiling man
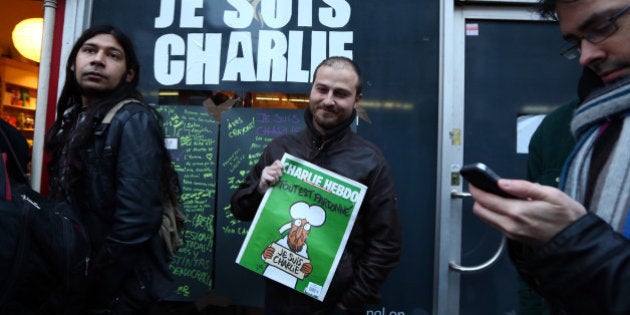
[231,56,402,315]
[466,1,630,314]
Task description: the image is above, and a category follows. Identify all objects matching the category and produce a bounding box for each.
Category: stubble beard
[311,104,341,130]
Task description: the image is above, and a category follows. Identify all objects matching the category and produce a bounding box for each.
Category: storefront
[0,0,44,176]
[8,0,582,314]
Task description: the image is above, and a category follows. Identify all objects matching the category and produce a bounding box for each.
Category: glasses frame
[560,6,630,60]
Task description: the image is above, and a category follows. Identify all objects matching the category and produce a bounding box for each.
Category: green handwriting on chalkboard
[218,109,305,236]
[158,105,218,300]
[175,285,190,297]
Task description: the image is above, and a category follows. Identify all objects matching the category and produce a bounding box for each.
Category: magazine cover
[235,153,367,301]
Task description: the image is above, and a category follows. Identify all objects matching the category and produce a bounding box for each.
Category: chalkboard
[93,0,442,312]
[214,108,305,306]
[157,105,218,301]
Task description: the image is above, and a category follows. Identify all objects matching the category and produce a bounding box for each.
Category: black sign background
[94,1,440,313]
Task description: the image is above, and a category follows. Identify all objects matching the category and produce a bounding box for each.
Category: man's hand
[262,247,275,259]
[469,179,587,246]
[258,160,284,194]
[301,262,313,276]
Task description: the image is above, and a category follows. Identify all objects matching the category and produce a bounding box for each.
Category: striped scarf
[560,77,630,237]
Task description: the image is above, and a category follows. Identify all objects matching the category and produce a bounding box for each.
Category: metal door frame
[434,4,544,314]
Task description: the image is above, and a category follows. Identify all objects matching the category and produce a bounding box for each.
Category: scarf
[560,77,630,236]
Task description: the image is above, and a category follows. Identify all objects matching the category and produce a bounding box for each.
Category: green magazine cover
[235,153,366,301]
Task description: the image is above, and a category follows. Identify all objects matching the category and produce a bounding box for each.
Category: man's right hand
[469,179,587,247]
[258,160,284,194]
[262,246,275,259]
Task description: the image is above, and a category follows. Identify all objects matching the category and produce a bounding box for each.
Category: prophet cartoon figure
[262,202,326,288]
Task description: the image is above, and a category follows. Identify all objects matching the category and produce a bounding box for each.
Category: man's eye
[563,36,580,46]
[590,21,614,34]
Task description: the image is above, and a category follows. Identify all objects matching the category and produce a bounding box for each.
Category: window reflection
[158,90,309,109]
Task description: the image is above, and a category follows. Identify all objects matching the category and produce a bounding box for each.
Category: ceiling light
[12,18,44,62]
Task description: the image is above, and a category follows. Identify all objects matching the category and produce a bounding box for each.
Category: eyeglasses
[560,6,630,60]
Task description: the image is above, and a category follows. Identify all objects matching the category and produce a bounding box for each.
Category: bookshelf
[0,57,38,147]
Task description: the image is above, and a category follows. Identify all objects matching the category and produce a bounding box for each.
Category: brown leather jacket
[231,109,402,314]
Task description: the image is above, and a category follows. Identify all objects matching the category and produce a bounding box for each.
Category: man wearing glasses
[466,1,630,314]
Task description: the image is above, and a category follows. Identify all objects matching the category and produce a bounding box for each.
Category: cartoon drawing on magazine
[261,201,326,289]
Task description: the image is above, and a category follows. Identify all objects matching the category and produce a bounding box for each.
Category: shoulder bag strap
[102,98,140,125]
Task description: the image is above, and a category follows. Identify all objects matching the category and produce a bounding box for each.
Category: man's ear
[354,93,363,108]
[125,69,135,83]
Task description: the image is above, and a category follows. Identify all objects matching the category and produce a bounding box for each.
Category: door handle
[449,188,505,273]
[449,235,506,273]
[450,189,471,199]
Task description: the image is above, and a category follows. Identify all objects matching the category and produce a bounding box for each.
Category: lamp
[12,18,44,63]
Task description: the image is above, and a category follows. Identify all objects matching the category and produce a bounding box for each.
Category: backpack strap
[93,98,140,147]
[103,98,140,125]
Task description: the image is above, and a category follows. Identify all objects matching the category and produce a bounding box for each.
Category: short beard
[310,104,340,130]
[287,227,308,252]
[591,59,630,82]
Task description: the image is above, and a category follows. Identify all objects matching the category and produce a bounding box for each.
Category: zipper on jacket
[85,256,90,276]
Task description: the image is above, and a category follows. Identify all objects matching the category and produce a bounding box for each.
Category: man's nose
[91,51,106,65]
[323,92,335,105]
[578,40,605,67]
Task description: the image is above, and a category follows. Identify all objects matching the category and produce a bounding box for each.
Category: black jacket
[78,101,172,306]
[510,214,630,315]
[231,109,402,314]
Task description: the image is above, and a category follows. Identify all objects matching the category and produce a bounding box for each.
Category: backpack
[0,154,90,313]
[99,99,185,259]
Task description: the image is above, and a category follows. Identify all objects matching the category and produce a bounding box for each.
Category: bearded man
[231,56,402,315]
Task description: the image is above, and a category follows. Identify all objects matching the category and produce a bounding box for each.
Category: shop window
[158,90,309,110]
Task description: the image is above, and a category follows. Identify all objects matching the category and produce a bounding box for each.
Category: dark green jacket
[518,99,579,315]
[526,99,579,187]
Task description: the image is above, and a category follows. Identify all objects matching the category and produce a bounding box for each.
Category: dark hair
[313,56,363,95]
[54,25,142,120]
[537,0,558,19]
[536,0,580,20]
[46,25,141,198]
[45,25,181,208]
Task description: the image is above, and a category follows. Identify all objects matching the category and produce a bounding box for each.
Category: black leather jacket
[231,110,402,314]
[510,214,630,315]
[79,101,172,305]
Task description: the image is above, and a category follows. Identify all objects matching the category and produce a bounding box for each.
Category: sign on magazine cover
[236,153,366,301]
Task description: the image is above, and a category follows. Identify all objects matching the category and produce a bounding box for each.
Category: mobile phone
[459,163,517,199]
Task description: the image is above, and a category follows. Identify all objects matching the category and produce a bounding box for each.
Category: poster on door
[235,153,366,301]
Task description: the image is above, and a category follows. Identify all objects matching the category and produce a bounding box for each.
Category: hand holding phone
[459,163,518,199]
